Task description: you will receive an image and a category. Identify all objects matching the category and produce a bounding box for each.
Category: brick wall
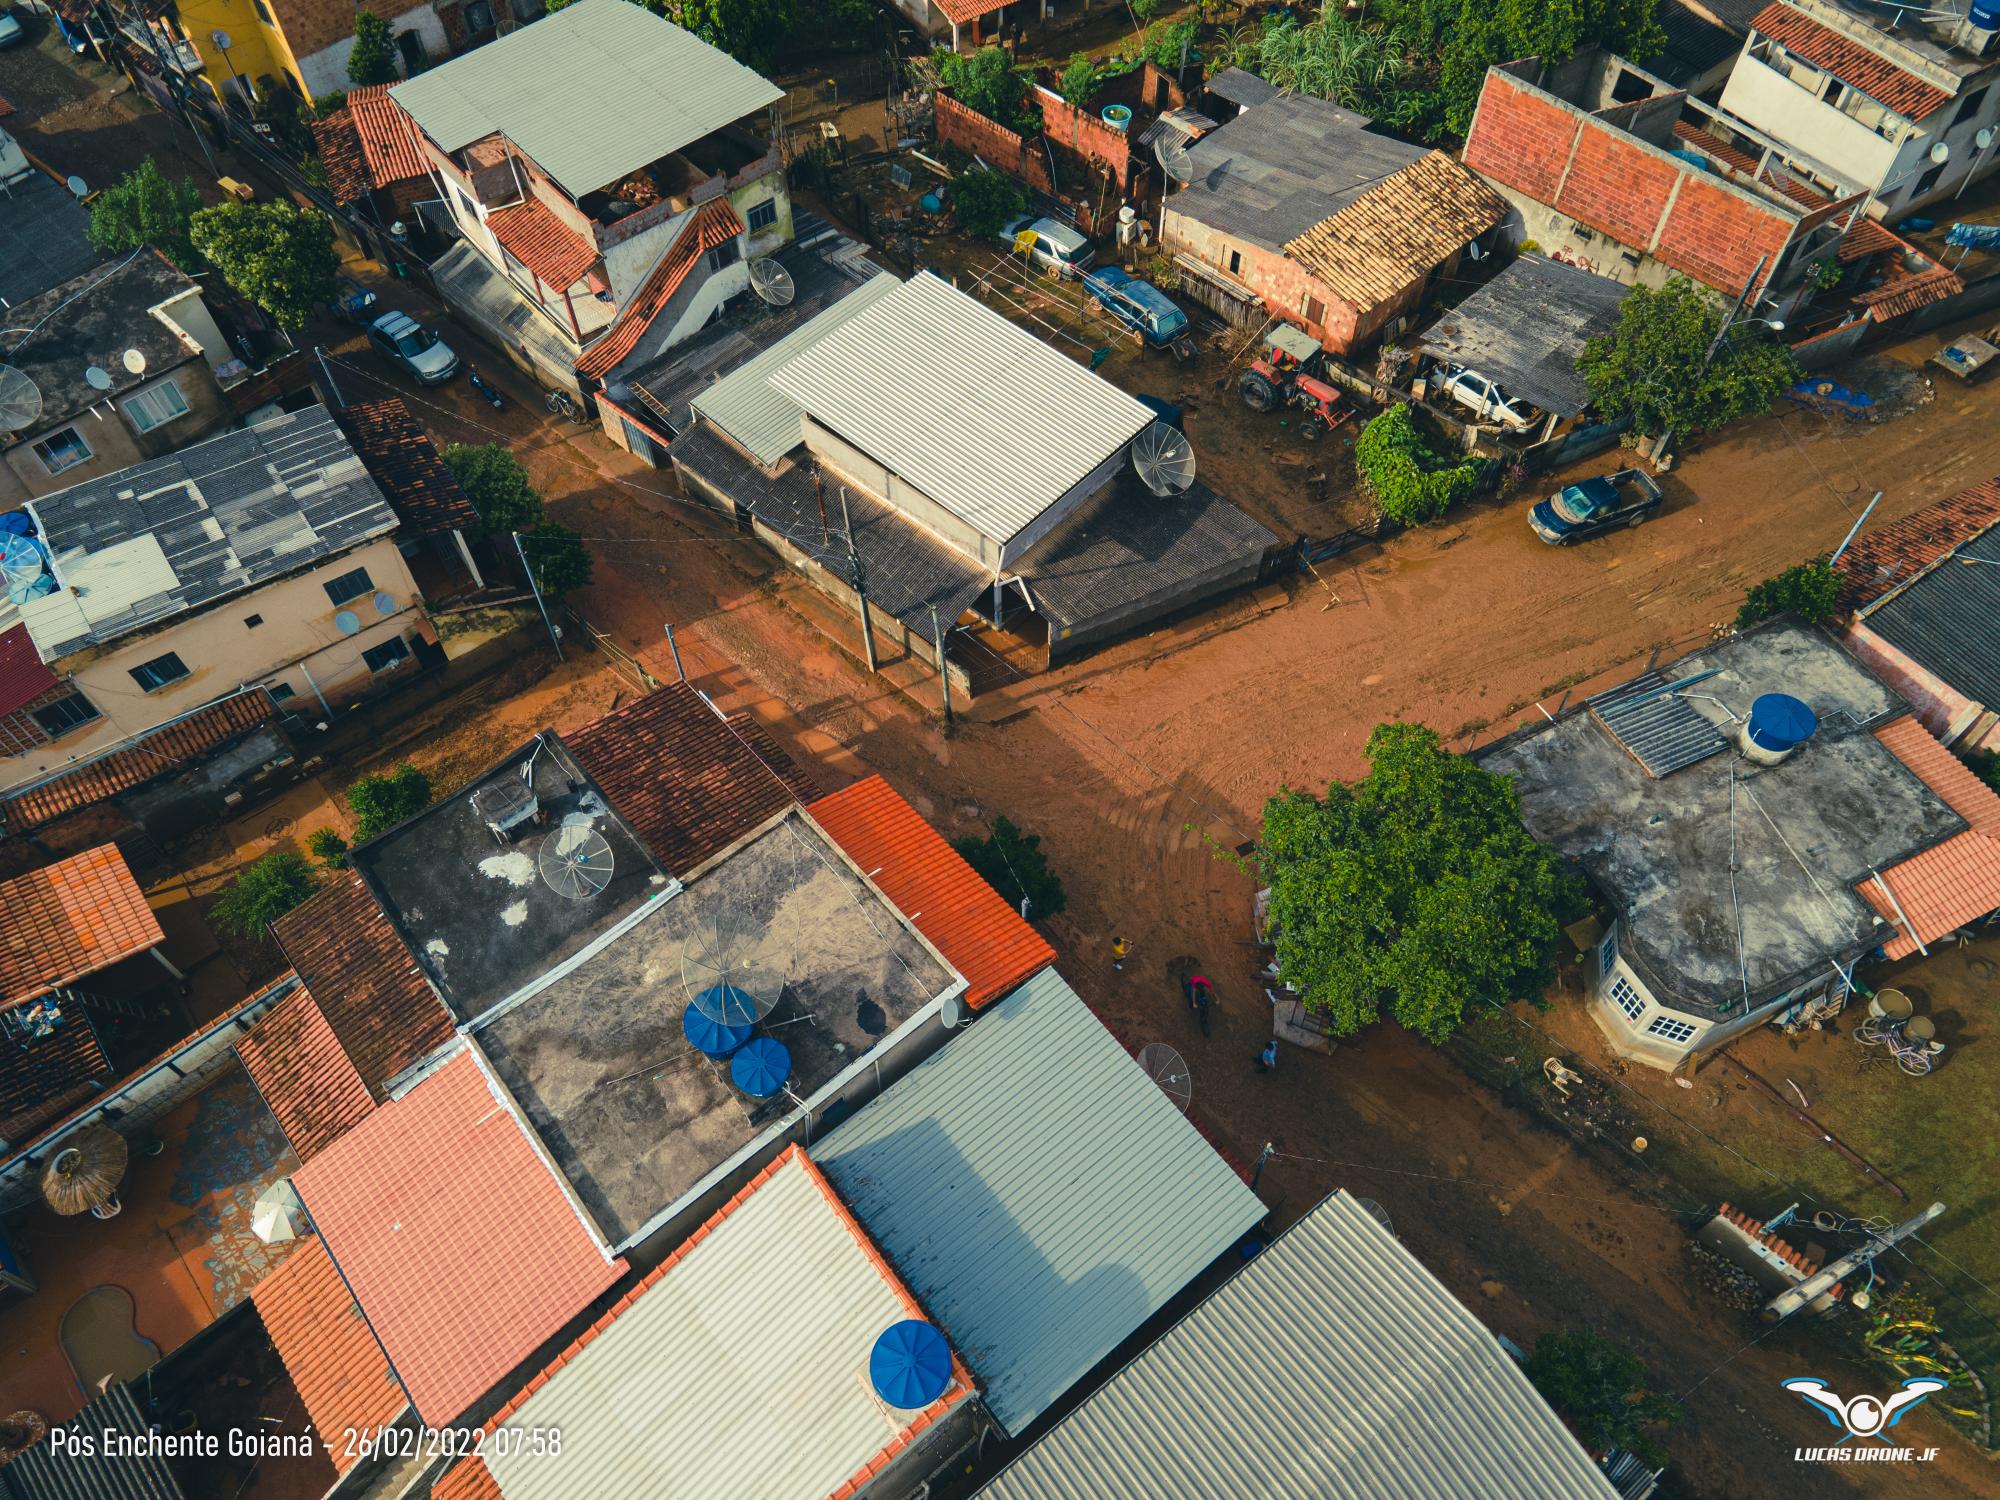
[936,92,1056,198]
[1035,86,1136,184]
[1162,209,1401,353]
[1846,621,1999,751]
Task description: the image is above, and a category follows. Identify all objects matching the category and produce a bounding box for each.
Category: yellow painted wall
[176,0,305,102]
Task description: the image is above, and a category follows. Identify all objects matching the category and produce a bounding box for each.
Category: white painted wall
[297,5,450,97]
[603,208,695,308]
[1720,52,1902,190]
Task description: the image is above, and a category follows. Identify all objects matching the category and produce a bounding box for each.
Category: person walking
[1112,936,1128,973]
[1186,973,1212,1037]
[1256,1039,1279,1073]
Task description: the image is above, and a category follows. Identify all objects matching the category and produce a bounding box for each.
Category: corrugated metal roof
[1587,672,1728,777]
[4,1382,185,1499]
[978,1192,1618,1500]
[1418,253,1629,418]
[388,0,783,198]
[694,271,901,465]
[811,969,1264,1436]
[0,168,102,309]
[767,274,1154,546]
[1860,514,2000,709]
[482,1148,974,1500]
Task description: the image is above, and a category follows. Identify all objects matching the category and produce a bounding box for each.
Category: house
[331,396,487,594]
[0,408,427,791]
[429,1148,982,1500]
[1838,480,2000,752]
[673,271,1277,684]
[977,1192,1621,1500]
[389,0,790,396]
[1720,0,2000,218]
[310,83,434,256]
[0,134,103,307]
[1653,0,1749,96]
[1161,91,1506,352]
[1463,49,1863,308]
[0,252,236,505]
[811,968,1266,1439]
[1478,618,2000,1069]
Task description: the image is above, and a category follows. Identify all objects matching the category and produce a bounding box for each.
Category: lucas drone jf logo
[1783,1376,1948,1463]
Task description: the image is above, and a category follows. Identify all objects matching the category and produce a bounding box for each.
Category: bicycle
[545,387,581,420]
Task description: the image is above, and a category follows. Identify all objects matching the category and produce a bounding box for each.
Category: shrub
[211,853,317,940]
[952,815,1066,917]
[306,828,349,869]
[1352,404,1481,525]
[347,763,433,841]
[88,161,204,273]
[1058,51,1099,108]
[347,10,399,87]
[521,522,593,598]
[1737,556,1839,628]
[1145,17,1200,70]
[936,46,1040,135]
[1524,1330,1682,1465]
[953,169,1026,238]
[442,443,544,538]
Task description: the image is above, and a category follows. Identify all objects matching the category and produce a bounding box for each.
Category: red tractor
[1238,325,1353,441]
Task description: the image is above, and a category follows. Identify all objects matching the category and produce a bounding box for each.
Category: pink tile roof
[251,1236,407,1472]
[1859,718,2000,957]
[291,1050,626,1425]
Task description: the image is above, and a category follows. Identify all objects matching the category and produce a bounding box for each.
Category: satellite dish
[122,348,147,375]
[539,823,616,899]
[1354,1197,1396,1237]
[1930,140,1951,164]
[210,28,231,47]
[940,995,965,1030]
[65,176,87,199]
[0,367,43,433]
[748,258,795,306]
[372,590,395,615]
[681,908,788,1022]
[0,535,45,598]
[1154,137,1194,185]
[334,609,360,635]
[83,366,112,392]
[1980,127,1996,151]
[1136,1042,1191,1110]
[1131,421,1196,495]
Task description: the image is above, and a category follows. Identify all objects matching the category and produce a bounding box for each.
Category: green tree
[88,161,204,274]
[1737,555,1839,628]
[1258,723,1581,1043]
[680,0,797,71]
[306,827,350,869]
[347,10,400,86]
[1130,0,1165,21]
[1058,51,1100,108]
[1145,17,1201,70]
[347,763,434,841]
[1579,277,1800,439]
[188,201,339,332]
[211,853,318,940]
[953,815,1067,918]
[936,46,1041,135]
[1970,749,2000,796]
[1524,1330,1683,1465]
[522,523,594,597]
[1353,404,1482,526]
[953,169,1026,238]
[442,442,545,538]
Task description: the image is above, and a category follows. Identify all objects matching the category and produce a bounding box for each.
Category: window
[123,379,189,434]
[396,29,427,74]
[129,652,190,692]
[32,427,92,476]
[1227,247,1242,276]
[323,567,374,606]
[1645,1014,1699,1045]
[1302,294,1325,326]
[252,0,272,19]
[706,237,742,273]
[1608,976,1645,1024]
[244,614,264,629]
[465,0,495,29]
[1597,928,1618,979]
[30,692,98,737]
[363,636,412,673]
[1913,162,1947,199]
[1957,84,1989,125]
[746,198,778,233]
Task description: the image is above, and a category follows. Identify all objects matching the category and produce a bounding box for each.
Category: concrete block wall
[936,93,1055,199]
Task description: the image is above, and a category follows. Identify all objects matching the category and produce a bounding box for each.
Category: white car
[0,9,24,47]
[996,215,1094,279]
[1430,362,1535,429]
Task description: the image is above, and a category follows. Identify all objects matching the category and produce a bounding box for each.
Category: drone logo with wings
[1782,1376,1949,1443]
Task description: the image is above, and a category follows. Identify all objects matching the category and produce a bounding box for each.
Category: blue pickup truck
[1080,267,1191,350]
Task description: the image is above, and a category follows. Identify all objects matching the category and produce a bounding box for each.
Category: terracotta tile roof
[0,625,58,720]
[577,198,744,380]
[271,876,455,1096]
[0,845,163,1009]
[1667,119,1831,209]
[0,1005,109,1143]
[1285,152,1506,309]
[433,1461,504,1500]
[1832,477,2000,613]
[251,1236,408,1471]
[292,1050,626,1426]
[487,198,600,292]
[312,107,373,207]
[236,988,377,1162]
[1836,217,1902,263]
[1751,4,1952,119]
[2,689,279,832]
[312,85,431,205]
[334,398,480,536]
[562,685,819,874]
[935,0,1012,22]
[1859,718,2000,957]
[1854,263,1964,319]
[807,776,1054,1009]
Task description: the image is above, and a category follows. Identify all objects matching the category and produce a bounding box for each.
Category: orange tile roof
[433,1460,504,1500]
[1854,263,1964,320]
[1834,478,2000,613]
[312,86,430,205]
[0,844,163,1008]
[576,197,744,381]
[1836,218,1902,263]
[1287,152,1508,310]
[1752,4,1952,120]
[807,776,1054,1009]
[935,0,1012,22]
[291,1050,625,1426]
[1859,718,2000,957]
[236,988,377,1162]
[251,1236,407,1472]
[487,198,600,291]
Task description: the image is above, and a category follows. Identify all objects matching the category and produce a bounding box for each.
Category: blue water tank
[1746,693,1817,754]
[1973,0,2000,31]
[681,1001,751,1059]
[869,1320,953,1409]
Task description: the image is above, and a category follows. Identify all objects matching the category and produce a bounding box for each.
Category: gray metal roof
[22,406,400,660]
[1859,526,2000,712]
[1174,94,1422,253]
[0,167,104,309]
[1587,671,1729,778]
[1418,254,1629,418]
[810,968,1265,1436]
[4,1381,186,1499]
[693,271,902,465]
[1203,67,1280,111]
[388,0,783,198]
[767,273,1154,546]
[977,1192,1618,1500]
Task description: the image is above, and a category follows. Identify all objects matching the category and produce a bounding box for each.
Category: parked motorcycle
[467,366,505,410]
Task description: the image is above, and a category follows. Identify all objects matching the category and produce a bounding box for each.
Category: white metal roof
[483,1151,962,1500]
[766,273,1154,545]
[977,1192,1620,1500]
[811,969,1265,1436]
[388,0,783,198]
[694,271,902,465]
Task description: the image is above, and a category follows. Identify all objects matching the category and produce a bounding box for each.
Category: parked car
[1528,469,1664,545]
[0,8,23,47]
[367,310,459,386]
[996,215,1094,278]
[1080,266,1189,348]
[1429,362,1535,429]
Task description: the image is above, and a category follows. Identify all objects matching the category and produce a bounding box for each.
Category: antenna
[1131,421,1196,495]
[1154,136,1193,186]
[748,258,795,306]
[83,366,112,392]
[1136,1042,1191,1111]
[538,823,615,899]
[65,176,87,199]
[122,348,147,375]
[0,367,43,433]
[681,908,788,1023]
[0,534,46,602]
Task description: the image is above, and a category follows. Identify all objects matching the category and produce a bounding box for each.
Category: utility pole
[663,623,686,683]
[1250,1141,1275,1194]
[928,603,952,726]
[314,346,344,409]
[1655,254,1766,466]
[1763,1201,1946,1322]
[514,531,563,660]
[1829,491,1883,567]
[838,488,877,673]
